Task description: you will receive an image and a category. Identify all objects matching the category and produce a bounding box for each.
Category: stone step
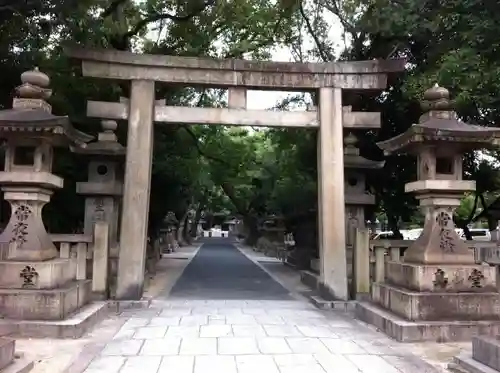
[300,270,318,290]
[0,280,90,320]
[450,354,499,373]
[0,338,14,371]
[309,295,356,312]
[473,336,500,370]
[356,301,500,342]
[0,301,107,339]
[1,353,33,373]
[372,282,500,321]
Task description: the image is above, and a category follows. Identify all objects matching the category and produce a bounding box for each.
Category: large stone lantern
[0,68,93,320]
[356,85,500,342]
[377,85,500,265]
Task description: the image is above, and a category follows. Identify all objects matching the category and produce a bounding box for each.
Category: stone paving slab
[75,299,442,373]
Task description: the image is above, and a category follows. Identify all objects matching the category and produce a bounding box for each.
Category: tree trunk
[182,213,192,244]
[387,215,404,239]
[289,219,317,269]
[190,203,204,238]
[175,208,187,245]
[243,215,259,246]
[205,212,214,230]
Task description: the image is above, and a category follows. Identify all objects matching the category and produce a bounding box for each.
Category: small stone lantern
[73,119,125,282]
[378,84,500,265]
[73,120,124,247]
[344,133,384,291]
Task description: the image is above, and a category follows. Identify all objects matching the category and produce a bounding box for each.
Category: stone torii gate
[68,48,405,301]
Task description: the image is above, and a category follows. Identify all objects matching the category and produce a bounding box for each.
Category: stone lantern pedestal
[356,85,500,342]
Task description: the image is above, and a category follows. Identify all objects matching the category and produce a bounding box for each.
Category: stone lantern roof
[344,133,384,169]
[376,84,500,155]
[0,67,93,146]
[71,120,125,157]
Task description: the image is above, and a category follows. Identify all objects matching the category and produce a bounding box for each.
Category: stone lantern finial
[419,83,456,121]
[98,120,118,142]
[101,119,117,133]
[344,133,359,156]
[13,67,53,112]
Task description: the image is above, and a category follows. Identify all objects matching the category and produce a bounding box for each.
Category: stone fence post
[353,228,370,300]
[92,221,110,299]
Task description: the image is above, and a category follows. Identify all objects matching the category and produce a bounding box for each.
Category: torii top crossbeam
[67,47,405,90]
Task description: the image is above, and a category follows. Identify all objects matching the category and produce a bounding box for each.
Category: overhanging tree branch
[124,0,215,39]
[299,1,330,62]
[101,0,128,18]
[106,0,215,50]
[181,125,232,167]
[220,182,248,216]
[224,10,287,59]
[317,0,355,33]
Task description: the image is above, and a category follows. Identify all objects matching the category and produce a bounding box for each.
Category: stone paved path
[80,240,441,373]
[168,240,292,300]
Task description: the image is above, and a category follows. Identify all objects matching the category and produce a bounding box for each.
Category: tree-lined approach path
[167,239,292,300]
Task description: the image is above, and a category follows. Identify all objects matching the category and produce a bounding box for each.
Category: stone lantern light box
[0,67,93,320]
[343,132,384,207]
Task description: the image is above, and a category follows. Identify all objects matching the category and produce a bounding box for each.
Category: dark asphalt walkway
[167,239,293,300]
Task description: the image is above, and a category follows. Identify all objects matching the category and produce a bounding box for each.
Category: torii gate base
[69,48,405,301]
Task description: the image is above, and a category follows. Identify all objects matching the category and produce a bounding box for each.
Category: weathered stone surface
[0,258,75,290]
[0,280,90,320]
[69,47,405,74]
[356,301,500,342]
[0,339,33,373]
[0,338,15,371]
[68,47,405,89]
[371,282,500,321]
[86,101,382,129]
[300,270,318,290]
[0,301,107,338]
[0,194,58,262]
[1,355,33,373]
[63,297,441,373]
[317,87,348,301]
[451,354,499,373]
[116,80,155,300]
[385,262,497,293]
[402,198,477,265]
[472,336,500,371]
